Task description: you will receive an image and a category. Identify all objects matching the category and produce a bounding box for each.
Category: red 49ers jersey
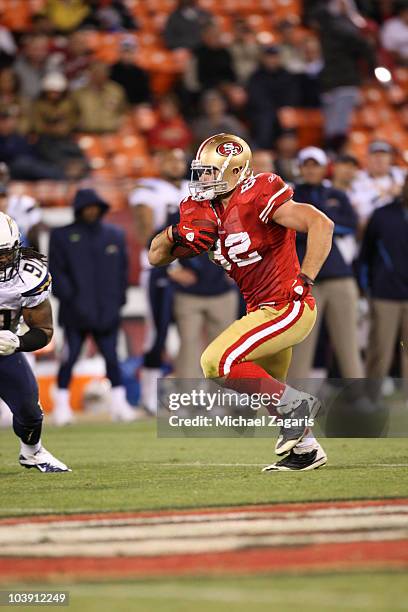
[179,173,309,312]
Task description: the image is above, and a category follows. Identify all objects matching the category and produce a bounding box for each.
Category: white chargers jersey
[350,167,406,222]
[7,194,42,238]
[129,178,189,270]
[0,257,51,333]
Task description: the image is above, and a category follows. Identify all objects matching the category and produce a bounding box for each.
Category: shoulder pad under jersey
[19,258,51,298]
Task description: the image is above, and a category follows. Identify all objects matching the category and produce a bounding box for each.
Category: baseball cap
[368,140,393,154]
[42,72,67,92]
[298,146,328,166]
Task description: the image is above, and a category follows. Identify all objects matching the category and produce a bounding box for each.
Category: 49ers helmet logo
[216,142,243,156]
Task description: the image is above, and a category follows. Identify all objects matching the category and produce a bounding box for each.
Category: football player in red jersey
[149,134,334,471]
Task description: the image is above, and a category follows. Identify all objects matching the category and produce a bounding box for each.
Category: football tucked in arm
[171,218,218,259]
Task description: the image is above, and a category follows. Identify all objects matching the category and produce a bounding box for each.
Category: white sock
[54,388,72,408]
[21,439,41,456]
[295,429,317,451]
[111,386,127,403]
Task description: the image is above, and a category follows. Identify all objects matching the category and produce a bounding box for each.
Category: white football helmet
[0,212,21,282]
[189,133,252,201]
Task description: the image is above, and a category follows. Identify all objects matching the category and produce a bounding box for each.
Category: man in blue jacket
[288,147,364,379]
[49,188,136,425]
[359,176,408,383]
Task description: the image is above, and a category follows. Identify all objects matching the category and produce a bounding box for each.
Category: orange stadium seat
[1,0,31,30]
[278,108,323,148]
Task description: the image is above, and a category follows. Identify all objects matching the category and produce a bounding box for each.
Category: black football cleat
[263,443,327,472]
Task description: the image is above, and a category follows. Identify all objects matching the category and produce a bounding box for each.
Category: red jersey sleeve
[256,173,294,224]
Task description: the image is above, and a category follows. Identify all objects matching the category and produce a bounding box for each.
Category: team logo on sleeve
[216,142,244,156]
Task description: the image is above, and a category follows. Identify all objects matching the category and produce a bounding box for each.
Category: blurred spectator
[359,175,408,385]
[49,31,92,90]
[380,4,408,65]
[30,13,54,36]
[289,146,364,378]
[252,149,275,174]
[0,162,42,249]
[49,188,137,425]
[74,61,127,133]
[110,38,151,106]
[80,0,137,31]
[31,72,88,180]
[31,73,78,137]
[163,0,213,50]
[147,94,193,152]
[171,256,237,378]
[331,153,362,230]
[191,90,248,147]
[0,107,64,180]
[247,46,300,149]
[13,35,50,100]
[278,21,322,107]
[314,0,376,152]
[45,0,90,33]
[273,128,300,183]
[0,68,30,133]
[0,24,17,69]
[298,36,322,107]
[278,17,305,74]
[194,24,237,91]
[332,154,360,193]
[129,149,190,413]
[351,140,406,225]
[230,20,262,85]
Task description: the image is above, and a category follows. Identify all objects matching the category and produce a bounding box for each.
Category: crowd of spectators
[0,0,407,387]
[0,0,407,175]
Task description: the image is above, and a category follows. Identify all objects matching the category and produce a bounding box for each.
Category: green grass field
[3,573,407,612]
[0,420,407,516]
[1,421,407,612]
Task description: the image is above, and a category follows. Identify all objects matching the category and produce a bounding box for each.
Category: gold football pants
[200,301,316,381]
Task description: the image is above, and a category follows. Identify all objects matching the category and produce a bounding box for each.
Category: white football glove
[0,330,20,356]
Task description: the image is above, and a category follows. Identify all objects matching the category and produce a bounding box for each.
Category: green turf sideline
[0,422,407,518]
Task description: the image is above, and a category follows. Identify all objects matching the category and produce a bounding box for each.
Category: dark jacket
[110,62,151,105]
[359,200,408,300]
[49,189,128,331]
[175,254,232,297]
[163,7,212,50]
[195,45,236,89]
[294,183,358,280]
[247,66,300,113]
[315,8,376,92]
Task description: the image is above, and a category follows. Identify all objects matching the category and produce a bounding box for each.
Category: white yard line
[153,462,408,468]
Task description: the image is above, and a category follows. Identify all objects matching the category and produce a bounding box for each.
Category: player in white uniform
[129,149,190,413]
[0,163,42,249]
[0,212,70,472]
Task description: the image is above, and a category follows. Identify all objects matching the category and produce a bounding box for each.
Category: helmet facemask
[189,154,250,202]
[189,162,229,201]
[0,241,20,282]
